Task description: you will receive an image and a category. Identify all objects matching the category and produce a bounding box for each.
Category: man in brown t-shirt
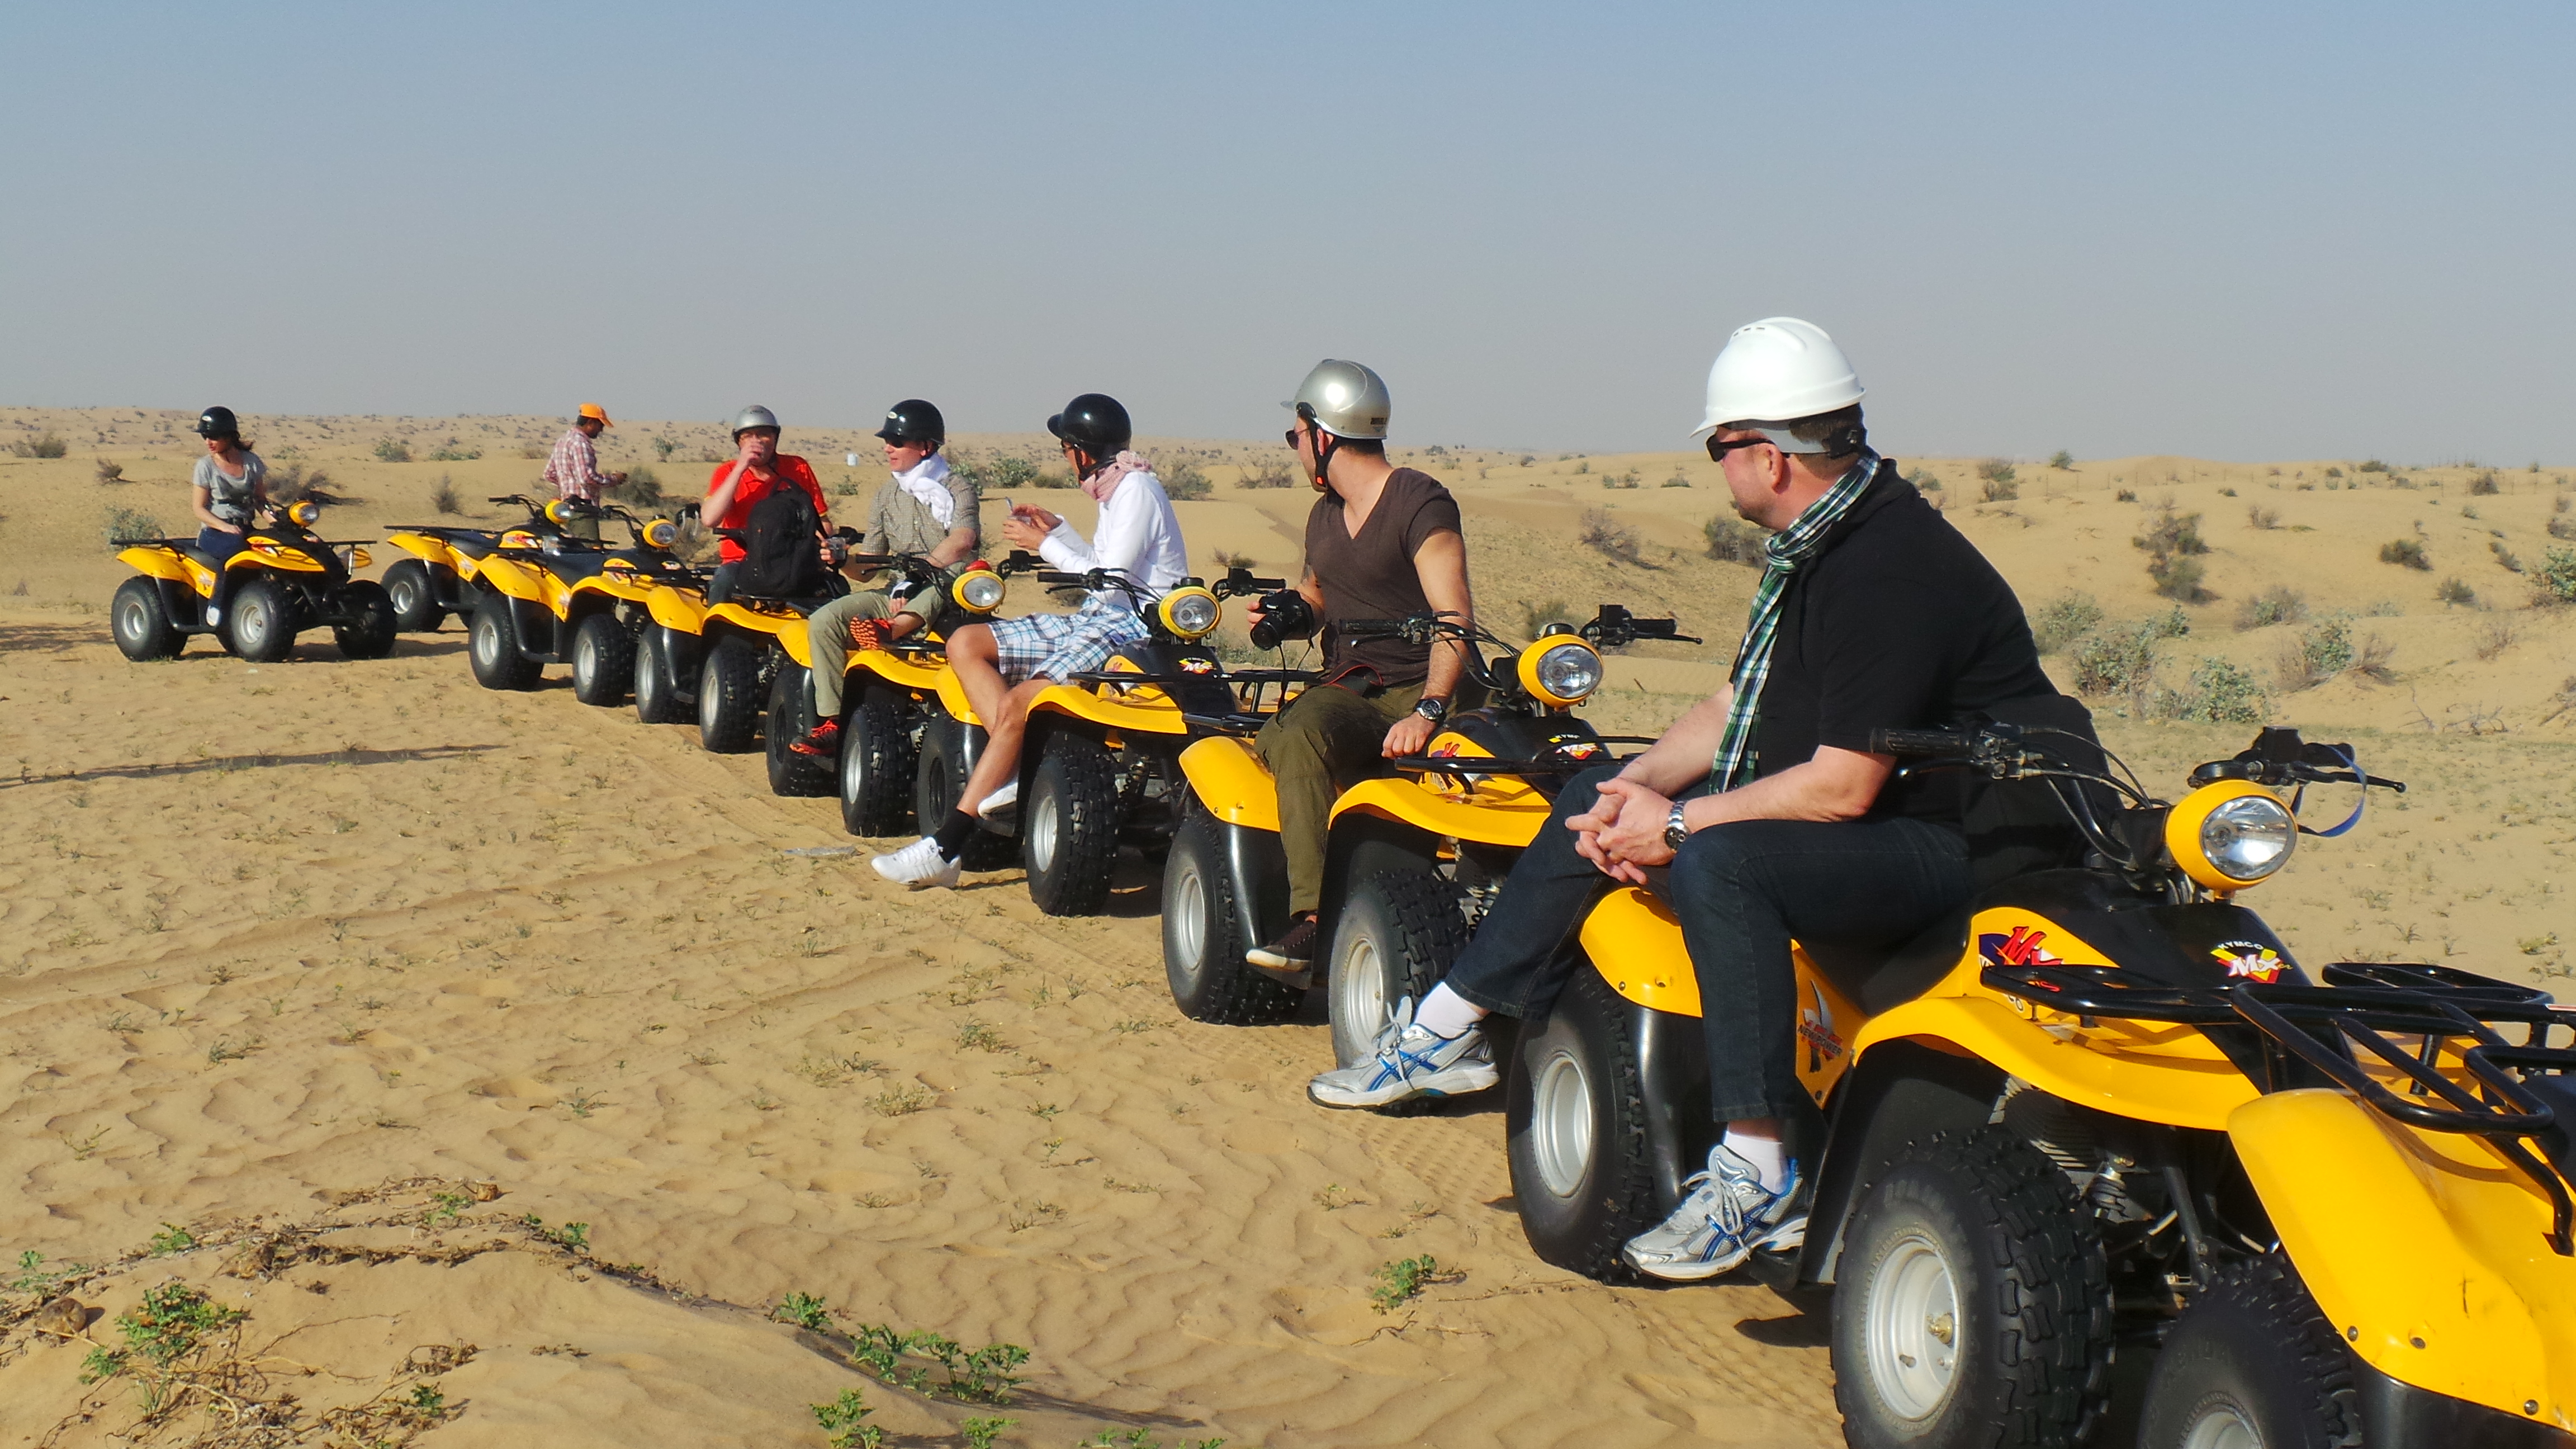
[1245,360,1478,972]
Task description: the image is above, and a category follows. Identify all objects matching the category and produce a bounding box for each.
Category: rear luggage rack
[1983,961,2576,1253]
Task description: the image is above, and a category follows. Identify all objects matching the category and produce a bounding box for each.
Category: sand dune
[2,408,2572,1446]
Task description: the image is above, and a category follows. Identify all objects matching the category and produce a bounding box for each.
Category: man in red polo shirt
[703,404,830,602]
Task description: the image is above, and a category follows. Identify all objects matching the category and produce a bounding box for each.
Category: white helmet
[1284,359,1391,441]
[1690,318,1865,441]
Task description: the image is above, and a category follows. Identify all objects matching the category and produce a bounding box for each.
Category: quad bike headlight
[285,500,321,527]
[952,570,1007,614]
[544,500,579,526]
[1157,586,1221,640]
[2165,780,2296,891]
[1520,638,1604,707]
[642,519,678,549]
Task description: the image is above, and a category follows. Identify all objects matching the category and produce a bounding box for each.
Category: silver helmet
[730,404,781,438]
[1283,359,1390,441]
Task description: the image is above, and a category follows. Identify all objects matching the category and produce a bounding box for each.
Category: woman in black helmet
[187,407,274,628]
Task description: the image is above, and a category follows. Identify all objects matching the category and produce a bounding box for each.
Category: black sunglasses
[1706,435,1775,461]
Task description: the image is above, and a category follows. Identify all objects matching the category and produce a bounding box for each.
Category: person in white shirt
[873,392,1188,888]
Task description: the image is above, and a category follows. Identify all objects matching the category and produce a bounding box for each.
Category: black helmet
[874,399,945,447]
[195,405,240,438]
[1046,393,1130,461]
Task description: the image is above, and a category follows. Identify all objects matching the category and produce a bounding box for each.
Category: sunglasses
[1706,435,1775,462]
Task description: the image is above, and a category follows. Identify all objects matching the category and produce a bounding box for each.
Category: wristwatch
[1412,696,1450,724]
[1664,802,1690,850]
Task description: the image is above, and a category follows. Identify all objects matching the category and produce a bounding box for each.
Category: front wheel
[697,636,763,752]
[1327,869,1471,1067]
[571,613,636,707]
[1024,732,1123,916]
[1505,964,1659,1278]
[383,558,446,632]
[112,576,181,661]
[1831,1126,2115,1449]
[765,661,832,795]
[2137,1256,2359,1449]
[332,581,399,659]
[227,575,297,664]
[1161,808,1300,1025]
[634,627,686,723]
[468,591,542,689]
[840,699,916,837]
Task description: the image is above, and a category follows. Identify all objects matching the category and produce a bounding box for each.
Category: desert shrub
[94,457,125,484]
[2537,547,2576,604]
[10,431,68,458]
[2246,504,2280,531]
[2165,657,2266,723]
[1237,457,1298,489]
[2277,617,2355,690]
[2029,591,2104,654]
[519,443,548,460]
[265,463,345,505]
[1977,459,2019,502]
[2071,625,2158,696]
[2492,540,2523,573]
[1703,514,1767,566]
[654,436,679,461]
[2357,458,2389,473]
[1580,509,1644,565]
[2234,587,2307,631]
[2146,605,2191,639]
[1661,472,1692,488]
[2147,553,2207,603]
[2472,614,2519,661]
[430,475,463,515]
[2468,470,2501,496]
[615,466,664,505]
[949,453,1049,496]
[428,441,482,462]
[2219,486,2238,497]
[1520,598,1575,635]
[2134,505,2209,557]
[2114,487,2137,502]
[2434,576,2473,606]
[373,438,413,463]
[1161,461,1213,500]
[1600,469,1641,490]
[102,504,167,546]
[1573,461,1589,475]
[1903,467,1942,494]
[2323,466,2344,479]
[2379,538,2431,570]
[2048,449,2075,471]
[2549,501,2575,542]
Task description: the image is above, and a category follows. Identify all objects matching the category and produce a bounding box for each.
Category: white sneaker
[1620,1144,1807,1281]
[977,779,1020,818]
[870,836,961,889]
[1306,997,1499,1109]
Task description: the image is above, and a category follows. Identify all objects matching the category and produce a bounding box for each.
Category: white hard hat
[1283,359,1391,441]
[1690,318,1865,441]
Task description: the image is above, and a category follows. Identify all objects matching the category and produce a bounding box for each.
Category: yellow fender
[237,543,324,573]
[705,601,806,648]
[645,584,707,633]
[932,670,983,726]
[384,531,460,570]
[475,553,548,604]
[1026,680,1191,737]
[2231,1088,2576,1429]
[1177,736,1280,832]
[118,545,195,587]
[1329,773,1550,848]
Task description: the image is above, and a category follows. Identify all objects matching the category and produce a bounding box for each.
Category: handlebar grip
[1336,618,1407,636]
[1036,571,1086,586]
[1869,728,1971,758]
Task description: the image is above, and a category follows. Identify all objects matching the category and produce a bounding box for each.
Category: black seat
[450,535,500,560]
[182,546,227,574]
[533,553,611,582]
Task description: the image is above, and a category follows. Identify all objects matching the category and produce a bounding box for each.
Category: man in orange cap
[543,404,626,540]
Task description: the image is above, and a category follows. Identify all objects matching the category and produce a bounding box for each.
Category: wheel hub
[1530,1049,1594,1198]
[1334,935,1388,1050]
[1169,860,1206,983]
[2179,1402,2262,1449]
[1865,1232,1962,1420]
[1028,789,1058,873]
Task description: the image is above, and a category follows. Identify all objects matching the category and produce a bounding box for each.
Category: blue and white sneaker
[1306,997,1499,1110]
[1621,1143,1807,1281]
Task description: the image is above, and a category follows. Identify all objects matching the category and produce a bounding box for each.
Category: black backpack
[741,485,825,598]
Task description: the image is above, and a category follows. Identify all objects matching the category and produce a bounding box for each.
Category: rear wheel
[332,581,399,659]
[765,662,833,795]
[1327,869,1472,1067]
[1832,1126,2115,1449]
[227,575,297,664]
[2138,1256,2359,1449]
[1161,808,1300,1025]
[840,699,916,837]
[383,558,446,632]
[634,627,686,723]
[571,613,636,706]
[1024,732,1123,916]
[915,721,1017,870]
[697,637,763,752]
[1506,964,1659,1278]
[468,591,542,689]
[112,577,181,661]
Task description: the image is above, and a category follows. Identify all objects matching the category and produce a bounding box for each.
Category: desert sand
[1,406,2572,1447]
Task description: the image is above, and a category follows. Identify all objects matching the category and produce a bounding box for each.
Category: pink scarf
[1081,450,1150,503]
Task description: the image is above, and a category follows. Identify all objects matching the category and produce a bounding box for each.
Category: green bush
[2147,605,2192,638]
[2379,538,2430,570]
[430,475,463,515]
[1159,461,1213,500]
[2147,553,2207,603]
[1237,457,1298,489]
[2028,591,2104,654]
[2169,657,2266,723]
[2357,458,2390,473]
[2071,625,2157,696]
[2537,546,2576,605]
[9,431,68,458]
[2279,618,2354,689]
[2468,471,2501,496]
[2323,466,2344,479]
[373,438,413,463]
[1520,598,1575,636]
[1581,509,1643,565]
[614,465,663,504]
[2134,506,2208,557]
[2233,586,2307,631]
[428,441,482,462]
[2048,449,2075,471]
[103,505,167,547]
[1977,458,2019,503]
[1703,514,1766,566]
[1903,467,1942,494]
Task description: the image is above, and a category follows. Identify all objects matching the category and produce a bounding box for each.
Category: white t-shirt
[1038,470,1190,594]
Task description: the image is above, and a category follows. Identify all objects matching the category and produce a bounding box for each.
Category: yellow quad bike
[378,492,594,633]
[1506,718,2576,1448]
[111,500,396,664]
[968,561,1309,913]
[465,500,692,703]
[810,551,1011,837]
[1162,605,1687,1060]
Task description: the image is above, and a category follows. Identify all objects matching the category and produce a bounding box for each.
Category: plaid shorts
[988,597,1149,683]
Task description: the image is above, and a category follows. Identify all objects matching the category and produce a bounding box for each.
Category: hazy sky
[4,2,2569,463]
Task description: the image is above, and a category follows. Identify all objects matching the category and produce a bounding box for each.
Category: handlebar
[1868,728,1974,759]
[1213,565,1288,599]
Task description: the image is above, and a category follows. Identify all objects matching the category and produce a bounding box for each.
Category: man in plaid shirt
[543,402,626,539]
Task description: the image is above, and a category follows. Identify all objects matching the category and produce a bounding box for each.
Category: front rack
[1983,961,2576,1253]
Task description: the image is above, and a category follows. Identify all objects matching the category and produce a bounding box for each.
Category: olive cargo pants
[1254,680,1424,916]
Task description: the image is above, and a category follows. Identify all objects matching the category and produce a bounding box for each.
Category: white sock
[1412,983,1488,1040]
[1722,1130,1788,1193]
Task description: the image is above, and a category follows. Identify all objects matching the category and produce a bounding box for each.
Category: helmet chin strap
[1299,406,1342,488]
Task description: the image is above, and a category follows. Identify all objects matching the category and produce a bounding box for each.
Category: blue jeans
[195,527,249,619]
[1442,765,1972,1122]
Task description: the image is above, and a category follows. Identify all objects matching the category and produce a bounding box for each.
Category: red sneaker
[789,718,842,757]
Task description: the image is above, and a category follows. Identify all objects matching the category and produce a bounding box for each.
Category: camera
[1248,589,1316,651]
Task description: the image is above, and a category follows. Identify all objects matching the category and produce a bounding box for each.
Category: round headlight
[1521,639,1603,706]
[544,500,576,525]
[286,500,321,527]
[1158,586,1220,640]
[642,519,678,549]
[954,570,1007,613]
[2203,795,2295,882]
